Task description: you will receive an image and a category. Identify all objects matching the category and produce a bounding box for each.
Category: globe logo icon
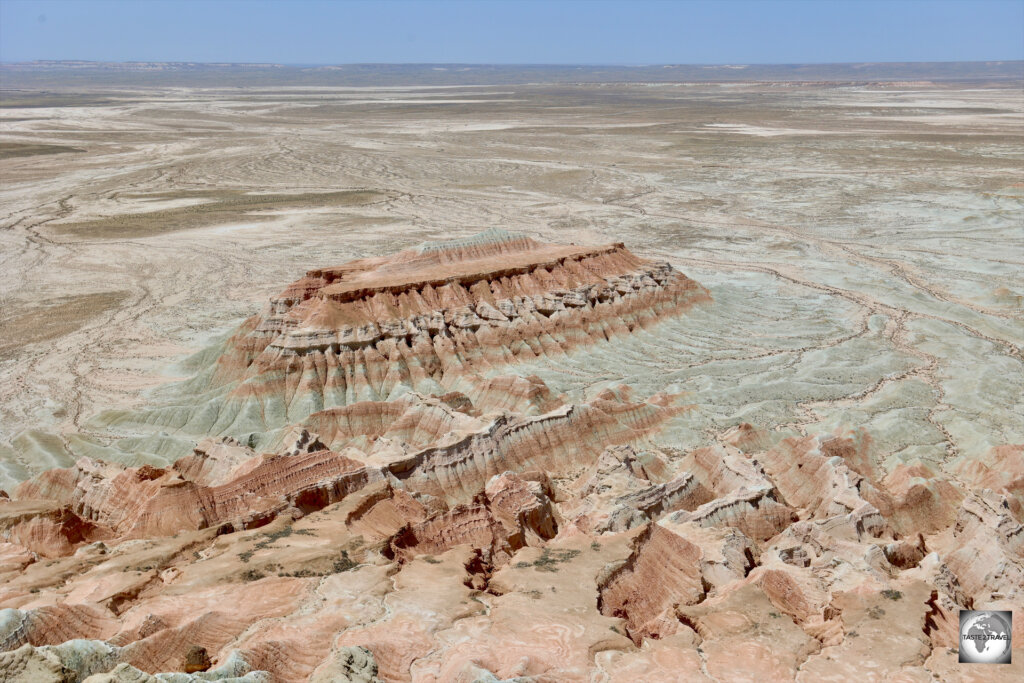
[959,610,1012,664]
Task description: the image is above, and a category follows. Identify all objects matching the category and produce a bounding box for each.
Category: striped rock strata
[3,235,1020,682]
[133,229,708,438]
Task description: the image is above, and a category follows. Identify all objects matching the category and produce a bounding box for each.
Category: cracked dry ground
[1,81,1022,681]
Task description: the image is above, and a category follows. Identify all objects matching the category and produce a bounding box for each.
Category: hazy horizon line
[4,58,1024,67]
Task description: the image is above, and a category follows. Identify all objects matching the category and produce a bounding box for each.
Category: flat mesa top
[305,229,632,301]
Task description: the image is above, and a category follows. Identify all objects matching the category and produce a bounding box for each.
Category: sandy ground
[0,81,1022,488]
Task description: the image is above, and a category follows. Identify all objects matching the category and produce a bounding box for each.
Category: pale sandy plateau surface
[0,77,1022,681]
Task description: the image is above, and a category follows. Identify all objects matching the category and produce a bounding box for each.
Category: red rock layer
[8,388,676,550]
[598,523,705,643]
[388,393,685,503]
[207,230,709,421]
[14,449,375,539]
[387,472,557,566]
[2,432,1022,681]
[300,392,483,452]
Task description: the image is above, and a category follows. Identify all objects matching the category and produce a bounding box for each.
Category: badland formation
[0,67,1021,681]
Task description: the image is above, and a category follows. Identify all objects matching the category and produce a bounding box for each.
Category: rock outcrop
[109,229,708,441]
[3,233,1019,681]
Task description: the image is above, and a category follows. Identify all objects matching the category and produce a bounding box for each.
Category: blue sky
[1,0,1022,64]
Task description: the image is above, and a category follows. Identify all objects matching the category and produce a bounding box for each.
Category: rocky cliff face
[1,233,1020,682]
